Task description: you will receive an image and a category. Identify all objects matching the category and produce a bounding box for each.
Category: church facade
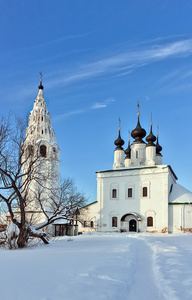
[21,81,192,235]
[79,103,192,233]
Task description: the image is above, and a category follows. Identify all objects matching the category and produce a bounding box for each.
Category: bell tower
[23,76,60,212]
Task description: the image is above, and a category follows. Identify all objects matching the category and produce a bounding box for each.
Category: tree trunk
[17,227,28,248]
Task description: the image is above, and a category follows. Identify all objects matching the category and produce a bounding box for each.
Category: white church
[79,102,192,234]
[18,80,192,235]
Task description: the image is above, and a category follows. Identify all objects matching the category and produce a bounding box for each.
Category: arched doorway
[121,213,141,232]
[129,219,137,232]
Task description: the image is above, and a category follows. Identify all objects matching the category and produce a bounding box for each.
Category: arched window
[90,221,94,228]
[147,217,153,227]
[41,116,43,121]
[112,189,117,198]
[28,145,34,157]
[143,187,147,197]
[40,145,47,157]
[128,188,132,198]
[112,217,117,227]
[136,150,139,159]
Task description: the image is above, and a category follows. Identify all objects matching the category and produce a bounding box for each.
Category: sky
[1,1,192,203]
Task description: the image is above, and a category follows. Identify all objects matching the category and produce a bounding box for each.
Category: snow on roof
[53,219,69,225]
[169,183,192,204]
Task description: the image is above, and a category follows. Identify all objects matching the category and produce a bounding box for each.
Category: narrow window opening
[147,217,153,227]
[41,116,43,121]
[112,189,117,198]
[42,130,43,134]
[136,151,139,159]
[40,145,47,157]
[112,217,117,227]
[90,221,94,228]
[143,187,147,197]
[128,188,132,198]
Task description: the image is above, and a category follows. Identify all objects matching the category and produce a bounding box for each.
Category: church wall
[95,165,173,233]
[169,204,192,233]
[78,202,100,232]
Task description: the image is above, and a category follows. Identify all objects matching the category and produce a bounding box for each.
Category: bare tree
[0,115,88,248]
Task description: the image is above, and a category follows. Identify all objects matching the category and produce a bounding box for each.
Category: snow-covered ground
[0,233,192,300]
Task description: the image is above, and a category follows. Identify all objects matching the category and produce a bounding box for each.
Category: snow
[6,223,19,239]
[169,183,192,203]
[0,233,192,300]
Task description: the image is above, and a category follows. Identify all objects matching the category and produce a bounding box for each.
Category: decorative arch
[121,212,142,222]
[121,213,142,233]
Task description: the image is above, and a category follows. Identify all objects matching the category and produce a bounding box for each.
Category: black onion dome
[131,117,146,143]
[38,78,44,90]
[114,129,125,150]
[156,136,162,155]
[146,124,156,147]
[124,140,131,159]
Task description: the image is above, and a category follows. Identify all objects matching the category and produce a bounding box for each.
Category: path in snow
[0,233,192,300]
[125,235,163,299]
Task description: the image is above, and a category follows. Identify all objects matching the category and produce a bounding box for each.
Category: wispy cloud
[5,38,192,105]
[54,98,115,121]
[91,98,115,109]
[47,39,192,88]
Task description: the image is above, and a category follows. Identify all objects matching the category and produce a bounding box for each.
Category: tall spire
[137,100,140,117]
[38,72,44,90]
[131,101,146,143]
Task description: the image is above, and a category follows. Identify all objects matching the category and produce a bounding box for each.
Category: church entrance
[129,219,137,232]
[121,213,142,232]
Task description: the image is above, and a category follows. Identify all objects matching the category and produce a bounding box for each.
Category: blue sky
[1,1,192,202]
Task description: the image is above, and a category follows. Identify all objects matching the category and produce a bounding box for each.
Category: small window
[143,187,147,197]
[40,145,47,157]
[90,221,94,228]
[112,217,117,227]
[128,188,132,198]
[147,217,153,227]
[84,221,87,227]
[42,130,43,134]
[136,151,139,159]
[112,189,117,198]
[41,116,43,121]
